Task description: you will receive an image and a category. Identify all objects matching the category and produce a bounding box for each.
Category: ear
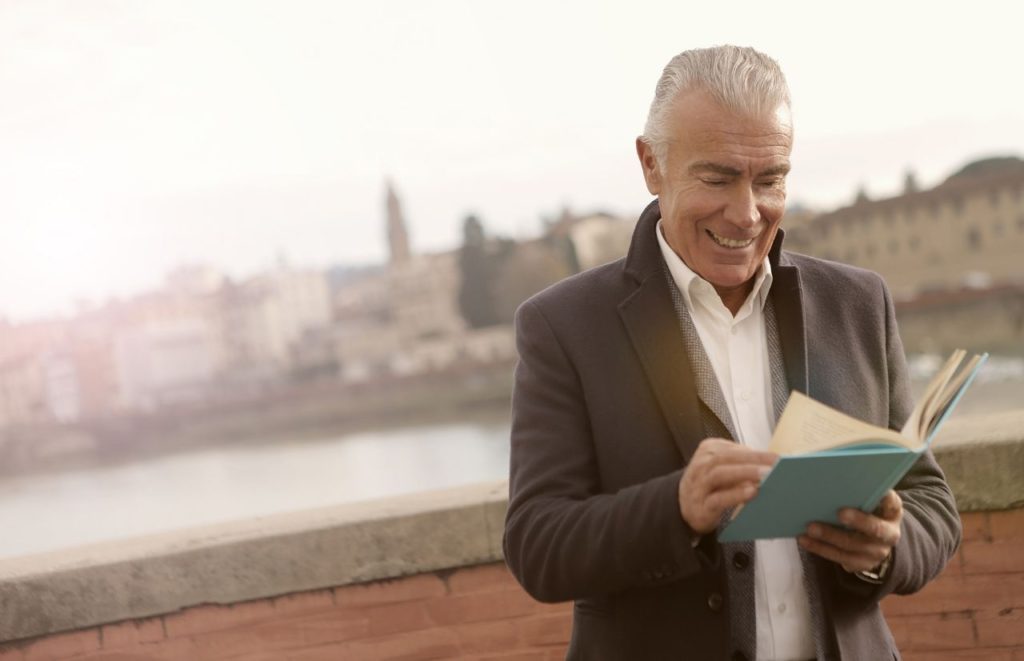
[635,137,661,195]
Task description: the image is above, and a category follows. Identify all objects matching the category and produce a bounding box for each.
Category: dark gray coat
[503,200,961,660]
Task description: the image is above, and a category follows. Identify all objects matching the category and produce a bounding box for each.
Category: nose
[724,185,760,229]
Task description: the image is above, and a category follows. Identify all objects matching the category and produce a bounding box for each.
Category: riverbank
[0,362,514,479]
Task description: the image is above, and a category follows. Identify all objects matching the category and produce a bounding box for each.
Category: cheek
[760,189,787,216]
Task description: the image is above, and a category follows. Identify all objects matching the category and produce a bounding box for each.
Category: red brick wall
[882,509,1024,661]
[1,509,1021,661]
[0,565,572,660]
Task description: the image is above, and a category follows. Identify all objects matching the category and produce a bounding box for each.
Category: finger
[800,526,891,571]
[874,490,903,521]
[681,481,759,533]
[703,464,772,491]
[798,535,885,573]
[694,441,778,466]
[837,510,901,546]
[806,522,892,556]
[703,482,759,514]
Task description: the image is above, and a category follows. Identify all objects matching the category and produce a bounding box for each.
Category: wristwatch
[856,551,893,583]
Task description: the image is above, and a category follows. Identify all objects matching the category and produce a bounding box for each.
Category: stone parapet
[0,481,508,644]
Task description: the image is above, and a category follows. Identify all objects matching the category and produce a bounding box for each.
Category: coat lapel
[618,200,706,463]
[618,271,706,463]
[664,270,739,441]
[768,240,809,397]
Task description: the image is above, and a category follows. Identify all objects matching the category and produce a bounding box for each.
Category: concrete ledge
[932,410,1024,511]
[0,479,509,643]
[1,410,1021,643]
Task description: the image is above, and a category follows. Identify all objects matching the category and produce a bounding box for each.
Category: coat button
[707,592,723,612]
[733,551,750,569]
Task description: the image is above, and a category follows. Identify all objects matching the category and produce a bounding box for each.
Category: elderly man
[503,46,960,660]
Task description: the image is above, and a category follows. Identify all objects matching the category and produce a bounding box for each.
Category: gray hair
[642,45,791,168]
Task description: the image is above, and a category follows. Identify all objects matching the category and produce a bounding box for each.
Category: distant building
[0,353,46,428]
[551,211,636,271]
[331,269,401,381]
[220,264,333,385]
[389,251,465,342]
[115,317,222,410]
[0,318,113,427]
[108,284,225,409]
[785,156,1024,299]
[895,284,1024,356]
[386,181,411,265]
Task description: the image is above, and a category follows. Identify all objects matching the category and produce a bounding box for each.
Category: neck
[714,280,756,316]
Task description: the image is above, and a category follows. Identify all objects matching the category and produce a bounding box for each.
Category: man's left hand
[798,490,903,574]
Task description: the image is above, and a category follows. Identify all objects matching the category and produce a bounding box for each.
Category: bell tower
[386,180,411,265]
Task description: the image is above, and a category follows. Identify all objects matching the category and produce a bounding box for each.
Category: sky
[1,0,1022,321]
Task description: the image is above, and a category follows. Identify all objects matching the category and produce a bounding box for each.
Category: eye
[758,177,785,188]
[702,179,728,187]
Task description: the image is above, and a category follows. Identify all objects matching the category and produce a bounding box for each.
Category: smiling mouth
[706,229,755,249]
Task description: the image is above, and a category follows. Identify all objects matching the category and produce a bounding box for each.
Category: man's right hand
[677,438,778,535]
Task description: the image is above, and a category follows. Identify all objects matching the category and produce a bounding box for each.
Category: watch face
[858,552,892,582]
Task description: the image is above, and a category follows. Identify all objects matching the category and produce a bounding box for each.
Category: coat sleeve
[832,274,962,601]
[502,299,711,603]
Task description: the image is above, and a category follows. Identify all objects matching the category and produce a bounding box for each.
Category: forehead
[666,90,793,165]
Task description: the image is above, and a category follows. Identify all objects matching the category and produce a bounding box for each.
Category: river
[0,418,510,560]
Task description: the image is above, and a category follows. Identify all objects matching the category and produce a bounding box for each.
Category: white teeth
[707,230,755,249]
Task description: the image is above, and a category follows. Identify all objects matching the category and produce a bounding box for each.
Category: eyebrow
[689,161,791,177]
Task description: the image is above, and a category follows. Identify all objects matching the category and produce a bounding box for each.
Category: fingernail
[839,511,853,524]
[758,466,771,481]
[807,525,820,538]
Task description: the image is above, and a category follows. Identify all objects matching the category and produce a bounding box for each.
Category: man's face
[637,89,793,308]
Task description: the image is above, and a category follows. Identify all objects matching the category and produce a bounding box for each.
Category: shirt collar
[655,219,773,315]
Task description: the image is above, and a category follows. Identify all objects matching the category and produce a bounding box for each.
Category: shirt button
[739,390,750,401]
[777,602,788,614]
[730,326,739,335]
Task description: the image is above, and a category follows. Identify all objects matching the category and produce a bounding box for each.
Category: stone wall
[1,411,1022,660]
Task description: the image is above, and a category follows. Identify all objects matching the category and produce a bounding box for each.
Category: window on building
[967,227,981,250]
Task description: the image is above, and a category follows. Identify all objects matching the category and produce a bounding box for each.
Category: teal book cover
[719,351,986,543]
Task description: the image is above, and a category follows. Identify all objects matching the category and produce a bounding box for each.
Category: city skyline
[2,0,1022,321]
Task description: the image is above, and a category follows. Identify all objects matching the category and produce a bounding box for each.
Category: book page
[924,353,984,440]
[902,350,966,439]
[771,391,915,455]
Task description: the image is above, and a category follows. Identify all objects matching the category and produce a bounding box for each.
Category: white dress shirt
[657,221,815,661]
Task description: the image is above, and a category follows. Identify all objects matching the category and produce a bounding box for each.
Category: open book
[718,350,987,542]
